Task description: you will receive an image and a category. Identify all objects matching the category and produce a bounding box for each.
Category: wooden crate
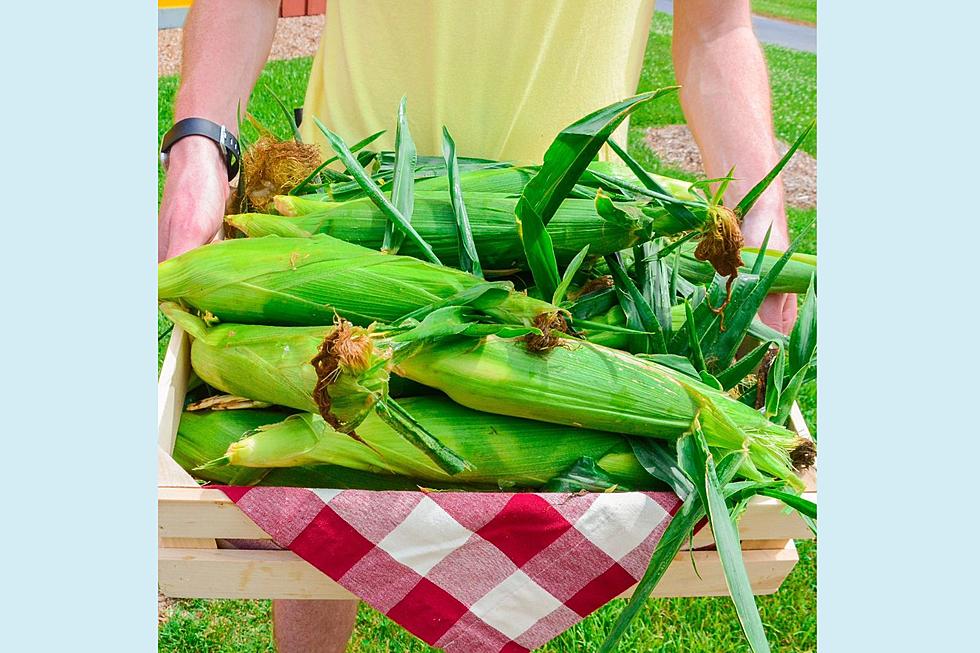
[159,326,816,600]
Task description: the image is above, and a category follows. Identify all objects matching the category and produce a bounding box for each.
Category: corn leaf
[635,354,699,380]
[313,118,442,265]
[776,364,811,426]
[568,287,617,320]
[608,138,702,231]
[789,275,817,375]
[377,152,511,179]
[751,224,774,276]
[652,230,699,261]
[628,438,695,498]
[599,450,745,652]
[384,97,418,253]
[605,252,667,354]
[264,83,303,143]
[717,340,774,391]
[699,371,723,391]
[516,91,669,299]
[690,425,772,653]
[553,245,590,305]
[669,249,681,298]
[584,169,705,209]
[634,239,672,337]
[291,130,385,195]
[758,487,817,520]
[543,457,623,493]
[736,121,815,218]
[764,349,786,419]
[703,222,813,370]
[374,397,471,475]
[683,299,707,372]
[441,126,483,278]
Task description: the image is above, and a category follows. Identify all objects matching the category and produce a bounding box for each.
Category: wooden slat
[157,327,214,550]
[691,492,815,547]
[159,486,814,544]
[157,325,188,456]
[160,541,798,600]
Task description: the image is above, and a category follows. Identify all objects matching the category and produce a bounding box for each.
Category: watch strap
[161,117,241,181]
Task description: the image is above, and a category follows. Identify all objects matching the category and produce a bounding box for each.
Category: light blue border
[0,2,157,650]
[4,2,980,651]
[819,1,980,650]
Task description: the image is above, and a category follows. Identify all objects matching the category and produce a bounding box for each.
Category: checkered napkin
[220,486,681,652]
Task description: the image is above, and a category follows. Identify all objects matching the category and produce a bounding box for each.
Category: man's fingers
[781,294,798,333]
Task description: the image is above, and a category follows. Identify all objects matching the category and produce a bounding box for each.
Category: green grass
[636,13,816,156]
[752,0,817,25]
[158,13,816,651]
[160,541,815,653]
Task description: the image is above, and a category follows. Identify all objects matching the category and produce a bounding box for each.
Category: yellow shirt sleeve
[300,0,656,166]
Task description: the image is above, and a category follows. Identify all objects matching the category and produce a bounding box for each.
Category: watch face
[160,151,170,171]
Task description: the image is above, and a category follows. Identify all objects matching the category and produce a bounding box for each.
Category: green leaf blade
[313,118,442,265]
[441,126,484,278]
[385,97,417,253]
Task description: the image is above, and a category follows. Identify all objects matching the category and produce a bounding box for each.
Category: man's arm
[672,0,797,333]
[158,0,280,261]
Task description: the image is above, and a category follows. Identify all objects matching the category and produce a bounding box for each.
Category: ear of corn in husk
[204,396,654,489]
[173,407,285,485]
[174,407,452,490]
[168,301,809,490]
[158,234,554,327]
[387,329,808,489]
[230,191,665,275]
[675,242,816,294]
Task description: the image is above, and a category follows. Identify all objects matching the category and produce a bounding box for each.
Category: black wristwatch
[160,117,241,181]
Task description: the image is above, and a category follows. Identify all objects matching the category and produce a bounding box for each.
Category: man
[158,1,796,650]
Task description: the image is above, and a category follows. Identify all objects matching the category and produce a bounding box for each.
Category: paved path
[655,0,815,53]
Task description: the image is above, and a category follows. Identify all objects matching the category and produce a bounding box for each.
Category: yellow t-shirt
[300,0,656,165]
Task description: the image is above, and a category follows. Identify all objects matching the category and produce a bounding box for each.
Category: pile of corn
[160,100,816,494]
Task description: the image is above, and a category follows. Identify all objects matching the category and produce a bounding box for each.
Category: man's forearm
[672,1,785,242]
[174,0,280,131]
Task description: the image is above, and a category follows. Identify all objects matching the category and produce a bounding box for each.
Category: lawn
[752,0,817,26]
[159,11,816,652]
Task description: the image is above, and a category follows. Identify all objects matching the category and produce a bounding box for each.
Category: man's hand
[740,204,797,334]
[158,136,230,261]
[158,0,280,261]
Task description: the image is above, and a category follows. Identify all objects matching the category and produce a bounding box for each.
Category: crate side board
[160,541,798,600]
[160,486,815,545]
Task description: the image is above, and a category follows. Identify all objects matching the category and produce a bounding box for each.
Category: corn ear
[173,408,285,485]
[676,242,816,294]
[212,396,653,489]
[158,234,553,327]
[256,191,663,275]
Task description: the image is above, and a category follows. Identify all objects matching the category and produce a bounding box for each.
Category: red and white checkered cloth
[219,487,682,652]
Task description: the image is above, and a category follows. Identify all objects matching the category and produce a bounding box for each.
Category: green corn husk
[208,396,654,489]
[390,333,808,489]
[411,167,536,195]
[158,234,554,327]
[325,160,697,203]
[231,192,664,275]
[168,302,808,489]
[676,242,817,294]
[174,407,454,490]
[162,304,330,413]
[581,161,699,201]
[173,407,286,485]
